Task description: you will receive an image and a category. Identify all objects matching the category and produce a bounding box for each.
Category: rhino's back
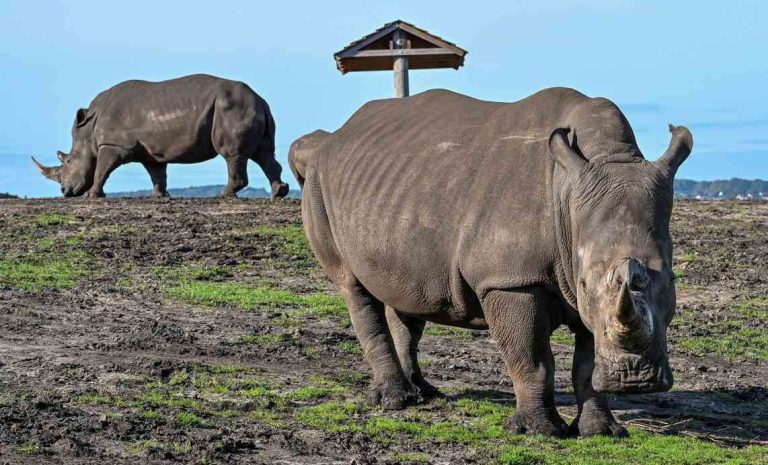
[91,74,258,114]
[311,88,591,317]
[89,75,263,158]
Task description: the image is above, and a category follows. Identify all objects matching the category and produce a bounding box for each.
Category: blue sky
[0,0,766,197]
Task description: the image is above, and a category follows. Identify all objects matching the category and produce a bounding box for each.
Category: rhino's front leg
[342,280,418,410]
[86,146,126,198]
[569,330,627,437]
[142,161,170,197]
[385,307,441,401]
[483,288,568,437]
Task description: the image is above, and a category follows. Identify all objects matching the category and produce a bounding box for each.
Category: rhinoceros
[33,74,289,199]
[291,88,693,438]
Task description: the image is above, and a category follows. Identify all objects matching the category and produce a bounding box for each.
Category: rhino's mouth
[592,352,673,394]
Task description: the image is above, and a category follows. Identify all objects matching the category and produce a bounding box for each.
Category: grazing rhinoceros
[292,88,692,438]
[33,74,289,199]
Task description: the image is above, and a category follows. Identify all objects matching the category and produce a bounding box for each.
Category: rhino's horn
[615,281,638,325]
[32,156,61,182]
[656,124,693,175]
[611,281,653,352]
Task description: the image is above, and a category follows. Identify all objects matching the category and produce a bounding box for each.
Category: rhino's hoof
[152,191,171,198]
[367,381,418,410]
[507,411,568,438]
[271,182,289,199]
[85,190,105,199]
[569,413,628,438]
[414,379,443,402]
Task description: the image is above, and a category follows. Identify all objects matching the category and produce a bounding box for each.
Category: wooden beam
[340,22,400,54]
[336,48,457,59]
[393,29,409,98]
[397,22,467,56]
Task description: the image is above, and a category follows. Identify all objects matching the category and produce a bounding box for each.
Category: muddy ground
[0,198,766,464]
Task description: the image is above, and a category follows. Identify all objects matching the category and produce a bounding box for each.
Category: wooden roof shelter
[334,20,467,98]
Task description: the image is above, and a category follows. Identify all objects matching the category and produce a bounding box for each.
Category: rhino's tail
[255,101,277,159]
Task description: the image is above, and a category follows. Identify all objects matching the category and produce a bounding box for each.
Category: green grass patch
[139,409,163,421]
[208,363,245,374]
[550,327,575,346]
[296,401,363,432]
[15,442,47,456]
[136,391,202,410]
[76,393,129,407]
[0,251,90,289]
[0,228,91,290]
[679,328,768,360]
[337,340,362,354]
[227,333,285,346]
[735,296,768,319]
[250,225,312,260]
[165,280,346,318]
[125,439,192,455]
[33,213,76,227]
[424,324,475,339]
[294,397,768,464]
[175,411,205,427]
[390,452,431,463]
[288,376,348,401]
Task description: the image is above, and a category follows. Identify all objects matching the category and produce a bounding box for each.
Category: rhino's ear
[548,127,587,173]
[75,108,91,127]
[656,124,693,177]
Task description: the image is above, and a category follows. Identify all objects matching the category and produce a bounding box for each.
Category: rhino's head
[549,124,693,394]
[33,108,96,197]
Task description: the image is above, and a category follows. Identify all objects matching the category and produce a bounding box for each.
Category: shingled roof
[334,20,467,74]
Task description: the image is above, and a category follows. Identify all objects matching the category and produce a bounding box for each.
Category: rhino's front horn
[609,282,654,353]
[609,259,653,352]
[32,156,61,182]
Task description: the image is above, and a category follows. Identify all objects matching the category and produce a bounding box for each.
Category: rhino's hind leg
[385,307,442,401]
[221,156,249,197]
[251,151,288,199]
[569,330,627,437]
[483,288,568,438]
[341,281,418,410]
[142,161,170,197]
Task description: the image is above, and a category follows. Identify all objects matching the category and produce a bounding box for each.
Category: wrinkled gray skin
[288,129,329,187]
[292,88,693,438]
[33,74,289,199]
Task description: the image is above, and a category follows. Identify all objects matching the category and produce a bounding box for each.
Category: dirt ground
[0,198,766,464]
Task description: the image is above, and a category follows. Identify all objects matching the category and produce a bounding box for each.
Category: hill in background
[107,185,301,199]
[108,179,767,200]
[674,178,768,199]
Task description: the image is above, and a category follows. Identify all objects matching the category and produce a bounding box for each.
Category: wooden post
[393,29,409,97]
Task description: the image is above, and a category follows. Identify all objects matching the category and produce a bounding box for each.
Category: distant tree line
[3,179,766,200]
[674,178,768,199]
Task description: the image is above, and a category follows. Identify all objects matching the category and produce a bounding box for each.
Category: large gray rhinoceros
[33,74,289,199]
[292,88,693,438]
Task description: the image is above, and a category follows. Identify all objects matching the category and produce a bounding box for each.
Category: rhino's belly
[137,132,217,164]
[337,231,487,328]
